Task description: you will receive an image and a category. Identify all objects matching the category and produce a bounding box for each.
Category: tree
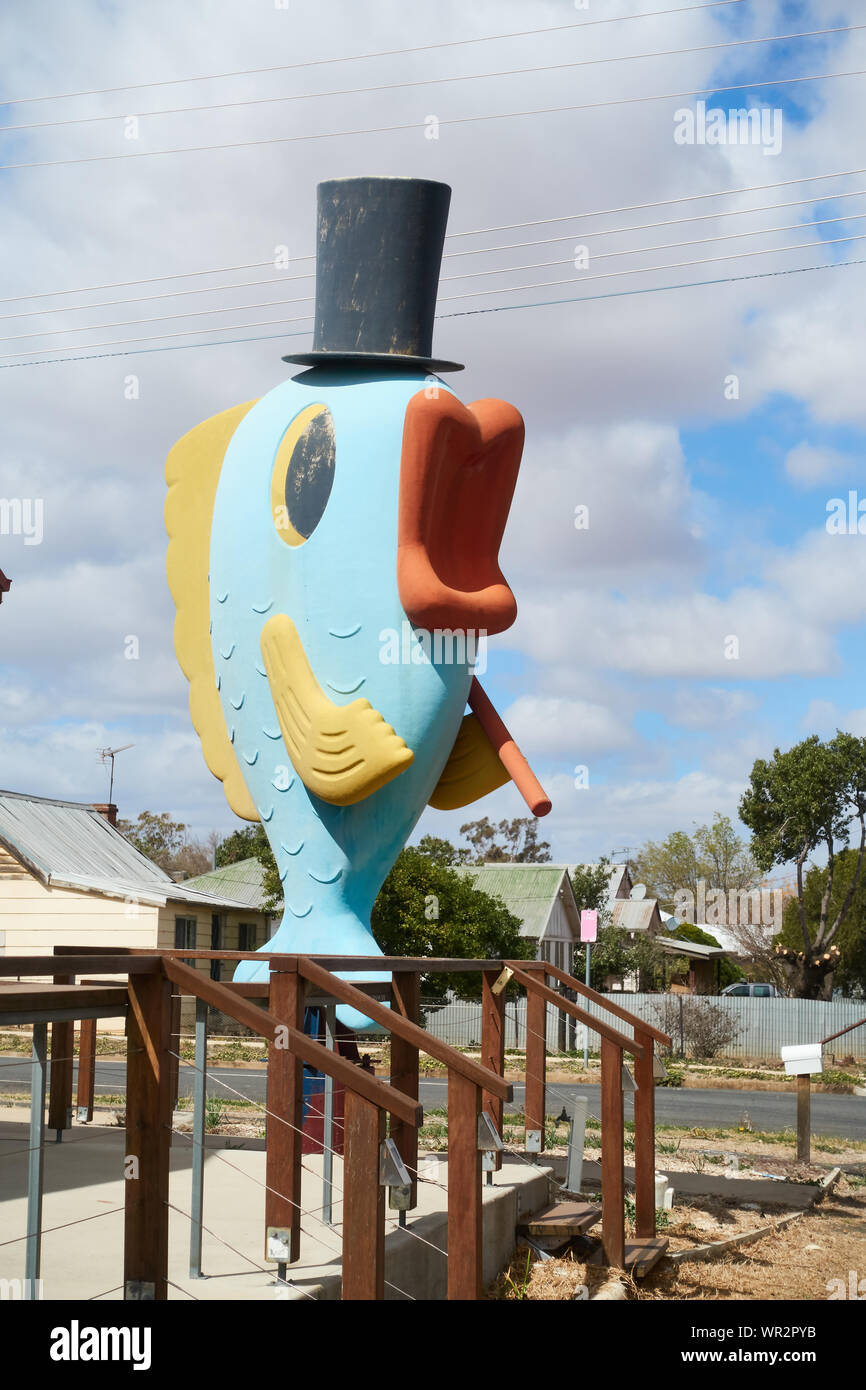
[633,814,758,911]
[739,732,866,998]
[371,845,534,1000]
[118,810,213,876]
[779,847,865,998]
[216,824,272,868]
[458,816,551,863]
[570,860,614,924]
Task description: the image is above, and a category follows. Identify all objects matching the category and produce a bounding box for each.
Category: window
[174,916,196,967]
[238,922,257,950]
[728,985,749,996]
[753,985,771,997]
[210,914,223,981]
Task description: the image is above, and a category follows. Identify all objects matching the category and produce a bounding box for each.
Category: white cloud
[784,442,856,487]
[503,693,631,758]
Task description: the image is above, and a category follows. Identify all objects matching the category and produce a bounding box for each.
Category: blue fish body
[208,368,471,1009]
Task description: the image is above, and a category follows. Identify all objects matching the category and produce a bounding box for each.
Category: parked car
[721,982,780,997]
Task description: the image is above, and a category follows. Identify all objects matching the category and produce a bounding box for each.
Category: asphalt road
[2,1058,864,1140]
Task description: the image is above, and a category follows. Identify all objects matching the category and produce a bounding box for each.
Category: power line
[3,23,856,135]
[440,210,866,283]
[2,65,863,173]
[448,165,866,240]
[6,164,866,308]
[7,212,863,343]
[8,225,861,351]
[0,1,750,107]
[437,229,866,303]
[1,253,862,370]
[446,184,866,259]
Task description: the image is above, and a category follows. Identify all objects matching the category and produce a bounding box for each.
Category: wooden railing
[9,945,673,1293]
[504,959,671,1268]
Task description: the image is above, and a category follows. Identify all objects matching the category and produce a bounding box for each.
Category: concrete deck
[0,1114,551,1301]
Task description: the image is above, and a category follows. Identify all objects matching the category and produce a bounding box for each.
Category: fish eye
[270,403,335,546]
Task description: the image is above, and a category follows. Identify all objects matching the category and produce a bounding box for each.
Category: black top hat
[284,176,463,373]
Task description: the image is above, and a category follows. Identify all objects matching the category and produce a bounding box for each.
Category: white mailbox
[780,1043,823,1075]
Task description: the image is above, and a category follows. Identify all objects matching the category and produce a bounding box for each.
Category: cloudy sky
[1,0,865,865]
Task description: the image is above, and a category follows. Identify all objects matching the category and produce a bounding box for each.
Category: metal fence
[418,993,866,1061]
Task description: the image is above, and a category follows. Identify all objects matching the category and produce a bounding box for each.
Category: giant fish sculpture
[166,177,549,1017]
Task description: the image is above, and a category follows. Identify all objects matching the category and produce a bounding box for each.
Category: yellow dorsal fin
[428,712,510,810]
[165,402,259,822]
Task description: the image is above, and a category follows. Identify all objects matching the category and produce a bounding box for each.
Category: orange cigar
[468,677,552,817]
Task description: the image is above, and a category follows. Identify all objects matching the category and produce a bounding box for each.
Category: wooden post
[447,1068,483,1300]
[389,971,420,1208]
[633,1027,656,1238]
[524,963,546,1154]
[76,1018,97,1122]
[797,1073,811,1164]
[267,969,306,1267]
[124,967,173,1300]
[168,990,182,1111]
[481,970,506,1172]
[48,973,74,1139]
[600,1036,625,1269]
[342,1089,385,1300]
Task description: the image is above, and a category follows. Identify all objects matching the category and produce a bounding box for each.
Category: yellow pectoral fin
[428,713,511,810]
[261,614,414,806]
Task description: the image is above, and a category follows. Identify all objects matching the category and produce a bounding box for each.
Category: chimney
[93,803,118,827]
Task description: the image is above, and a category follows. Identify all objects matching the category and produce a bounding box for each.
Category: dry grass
[492,1178,866,1300]
[486,1246,617,1300]
[641,1180,866,1300]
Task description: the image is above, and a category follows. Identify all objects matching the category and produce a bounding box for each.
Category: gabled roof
[0,788,253,910]
[573,862,633,903]
[611,898,663,934]
[455,863,580,940]
[182,857,274,913]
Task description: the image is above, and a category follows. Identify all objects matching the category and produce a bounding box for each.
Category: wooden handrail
[163,958,421,1127]
[820,1015,866,1046]
[539,960,672,1047]
[505,963,644,1058]
[296,956,513,1102]
[2,954,160,976]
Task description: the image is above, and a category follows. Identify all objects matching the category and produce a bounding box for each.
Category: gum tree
[739,732,866,998]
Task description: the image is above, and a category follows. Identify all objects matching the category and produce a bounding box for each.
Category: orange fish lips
[397,390,524,637]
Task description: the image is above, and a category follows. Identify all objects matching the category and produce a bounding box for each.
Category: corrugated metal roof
[0,789,254,910]
[181,857,274,912]
[610,898,662,933]
[456,863,578,939]
[655,934,728,959]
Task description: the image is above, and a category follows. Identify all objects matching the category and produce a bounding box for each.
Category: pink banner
[580,909,598,943]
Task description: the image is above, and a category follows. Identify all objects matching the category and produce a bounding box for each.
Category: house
[456,863,581,972]
[0,789,274,1023]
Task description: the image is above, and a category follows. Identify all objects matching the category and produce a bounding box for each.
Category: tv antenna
[98,744,134,803]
